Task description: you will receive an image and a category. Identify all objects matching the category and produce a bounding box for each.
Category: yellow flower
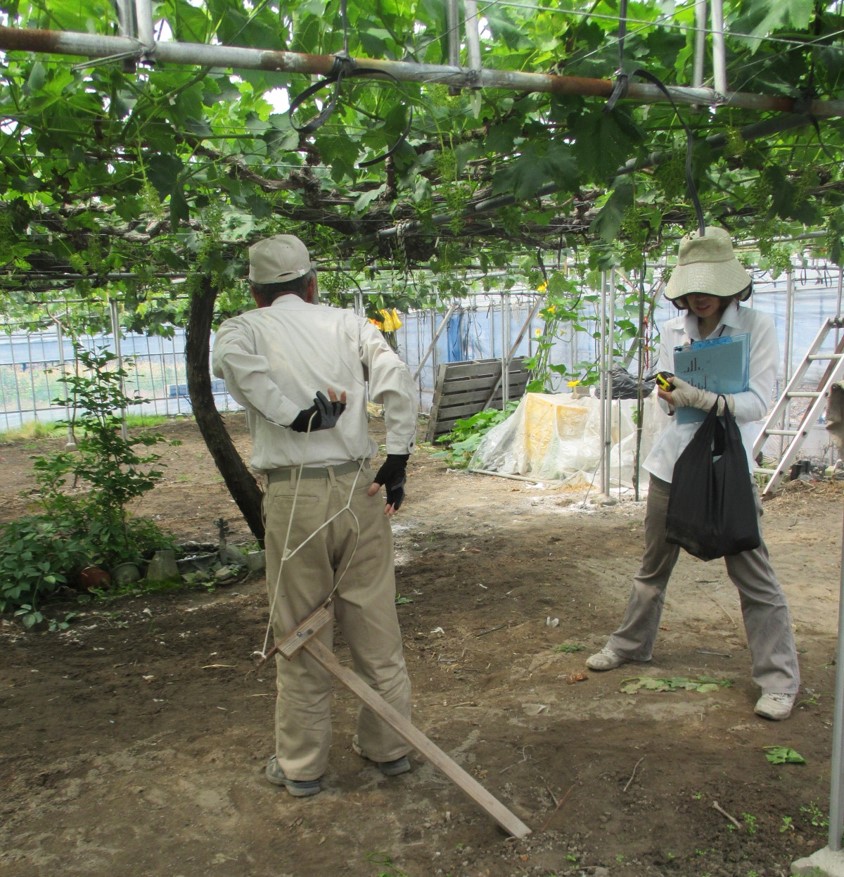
[379,308,403,332]
[567,380,581,387]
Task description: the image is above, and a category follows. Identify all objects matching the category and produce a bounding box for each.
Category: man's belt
[266,460,367,483]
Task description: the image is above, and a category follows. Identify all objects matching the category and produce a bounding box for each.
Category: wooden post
[276,606,532,839]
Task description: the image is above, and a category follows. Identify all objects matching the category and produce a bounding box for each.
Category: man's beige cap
[248,234,313,284]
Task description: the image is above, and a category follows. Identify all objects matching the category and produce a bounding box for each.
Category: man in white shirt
[213,234,418,796]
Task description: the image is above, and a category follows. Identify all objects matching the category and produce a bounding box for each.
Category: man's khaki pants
[607,475,800,695]
[264,464,412,781]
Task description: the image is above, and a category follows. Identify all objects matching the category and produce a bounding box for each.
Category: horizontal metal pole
[2,26,844,117]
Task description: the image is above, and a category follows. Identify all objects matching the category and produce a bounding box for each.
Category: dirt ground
[1,411,844,877]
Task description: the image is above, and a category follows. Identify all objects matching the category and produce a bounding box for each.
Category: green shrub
[0,515,89,614]
[0,511,174,614]
[1,345,176,616]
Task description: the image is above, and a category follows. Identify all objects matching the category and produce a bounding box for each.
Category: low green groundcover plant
[764,746,806,765]
[432,401,519,468]
[620,675,733,694]
[0,515,85,618]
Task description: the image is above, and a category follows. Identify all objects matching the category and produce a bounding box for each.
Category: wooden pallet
[425,357,529,443]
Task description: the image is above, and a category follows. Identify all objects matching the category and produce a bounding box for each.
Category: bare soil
[1,412,843,877]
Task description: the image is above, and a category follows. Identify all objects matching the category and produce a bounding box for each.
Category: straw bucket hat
[665,226,752,301]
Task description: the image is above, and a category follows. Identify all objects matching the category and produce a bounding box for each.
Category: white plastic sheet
[469,392,667,488]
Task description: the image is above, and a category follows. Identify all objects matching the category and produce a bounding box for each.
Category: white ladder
[753,316,844,496]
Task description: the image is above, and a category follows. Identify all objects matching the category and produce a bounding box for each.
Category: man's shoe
[352,736,412,776]
[265,755,322,797]
[754,692,796,721]
[586,647,627,672]
[376,756,411,777]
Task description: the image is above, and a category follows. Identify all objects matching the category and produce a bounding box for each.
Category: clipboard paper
[672,333,750,424]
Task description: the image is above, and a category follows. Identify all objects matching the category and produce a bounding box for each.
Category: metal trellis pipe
[109,298,129,441]
[446,0,460,68]
[412,303,457,381]
[829,508,844,853]
[710,0,728,96]
[2,26,844,117]
[501,293,510,403]
[693,0,706,89]
[599,271,609,496]
[464,0,482,71]
[134,0,154,50]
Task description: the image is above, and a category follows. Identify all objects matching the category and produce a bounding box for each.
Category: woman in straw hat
[585,226,800,721]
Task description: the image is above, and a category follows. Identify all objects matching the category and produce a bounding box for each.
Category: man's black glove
[289,391,346,433]
[372,454,409,511]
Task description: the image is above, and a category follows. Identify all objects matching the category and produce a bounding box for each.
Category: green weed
[365,852,409,877]
[801,801,829,830]
[432,402,518,468]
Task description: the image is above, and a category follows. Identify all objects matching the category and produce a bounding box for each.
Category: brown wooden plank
[441,364,527,383]
[424,363,451,442]
[436,389,507,408]
[277,605,333,659]
[304,637,532,838]
[438,379,528,402]
[441,375,509,393]
[435,360,505,379]
[435,404,494,423]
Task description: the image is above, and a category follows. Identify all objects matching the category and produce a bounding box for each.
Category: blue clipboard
[672,333,750,424]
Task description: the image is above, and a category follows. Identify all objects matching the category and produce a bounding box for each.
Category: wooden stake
[276,605,532,839]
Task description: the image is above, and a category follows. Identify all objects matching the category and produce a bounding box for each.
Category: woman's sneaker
[585,647,626,671]
[754,692,796,721]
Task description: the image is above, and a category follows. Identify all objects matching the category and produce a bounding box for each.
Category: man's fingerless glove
[373,453,409,511]
[289,391,347,432]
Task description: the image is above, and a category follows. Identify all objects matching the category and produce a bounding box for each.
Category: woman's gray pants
[606,476,800,695]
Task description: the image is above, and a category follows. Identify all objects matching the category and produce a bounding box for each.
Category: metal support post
[599,271,610,495]
[109,298,129,442]
[412,303,457,381]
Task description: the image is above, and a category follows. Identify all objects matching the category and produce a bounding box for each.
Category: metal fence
[0,295,552,431]
[0,326,216,431]
[1,268,842,463]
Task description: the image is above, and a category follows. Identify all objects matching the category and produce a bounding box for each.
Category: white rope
[258,412,367,660]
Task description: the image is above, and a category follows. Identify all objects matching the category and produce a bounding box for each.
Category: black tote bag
[665,397,761,561]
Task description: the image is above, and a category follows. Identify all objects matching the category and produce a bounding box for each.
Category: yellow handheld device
[653,371,675,391]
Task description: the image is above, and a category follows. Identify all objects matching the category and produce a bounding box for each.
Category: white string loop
[259,415,367,660]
